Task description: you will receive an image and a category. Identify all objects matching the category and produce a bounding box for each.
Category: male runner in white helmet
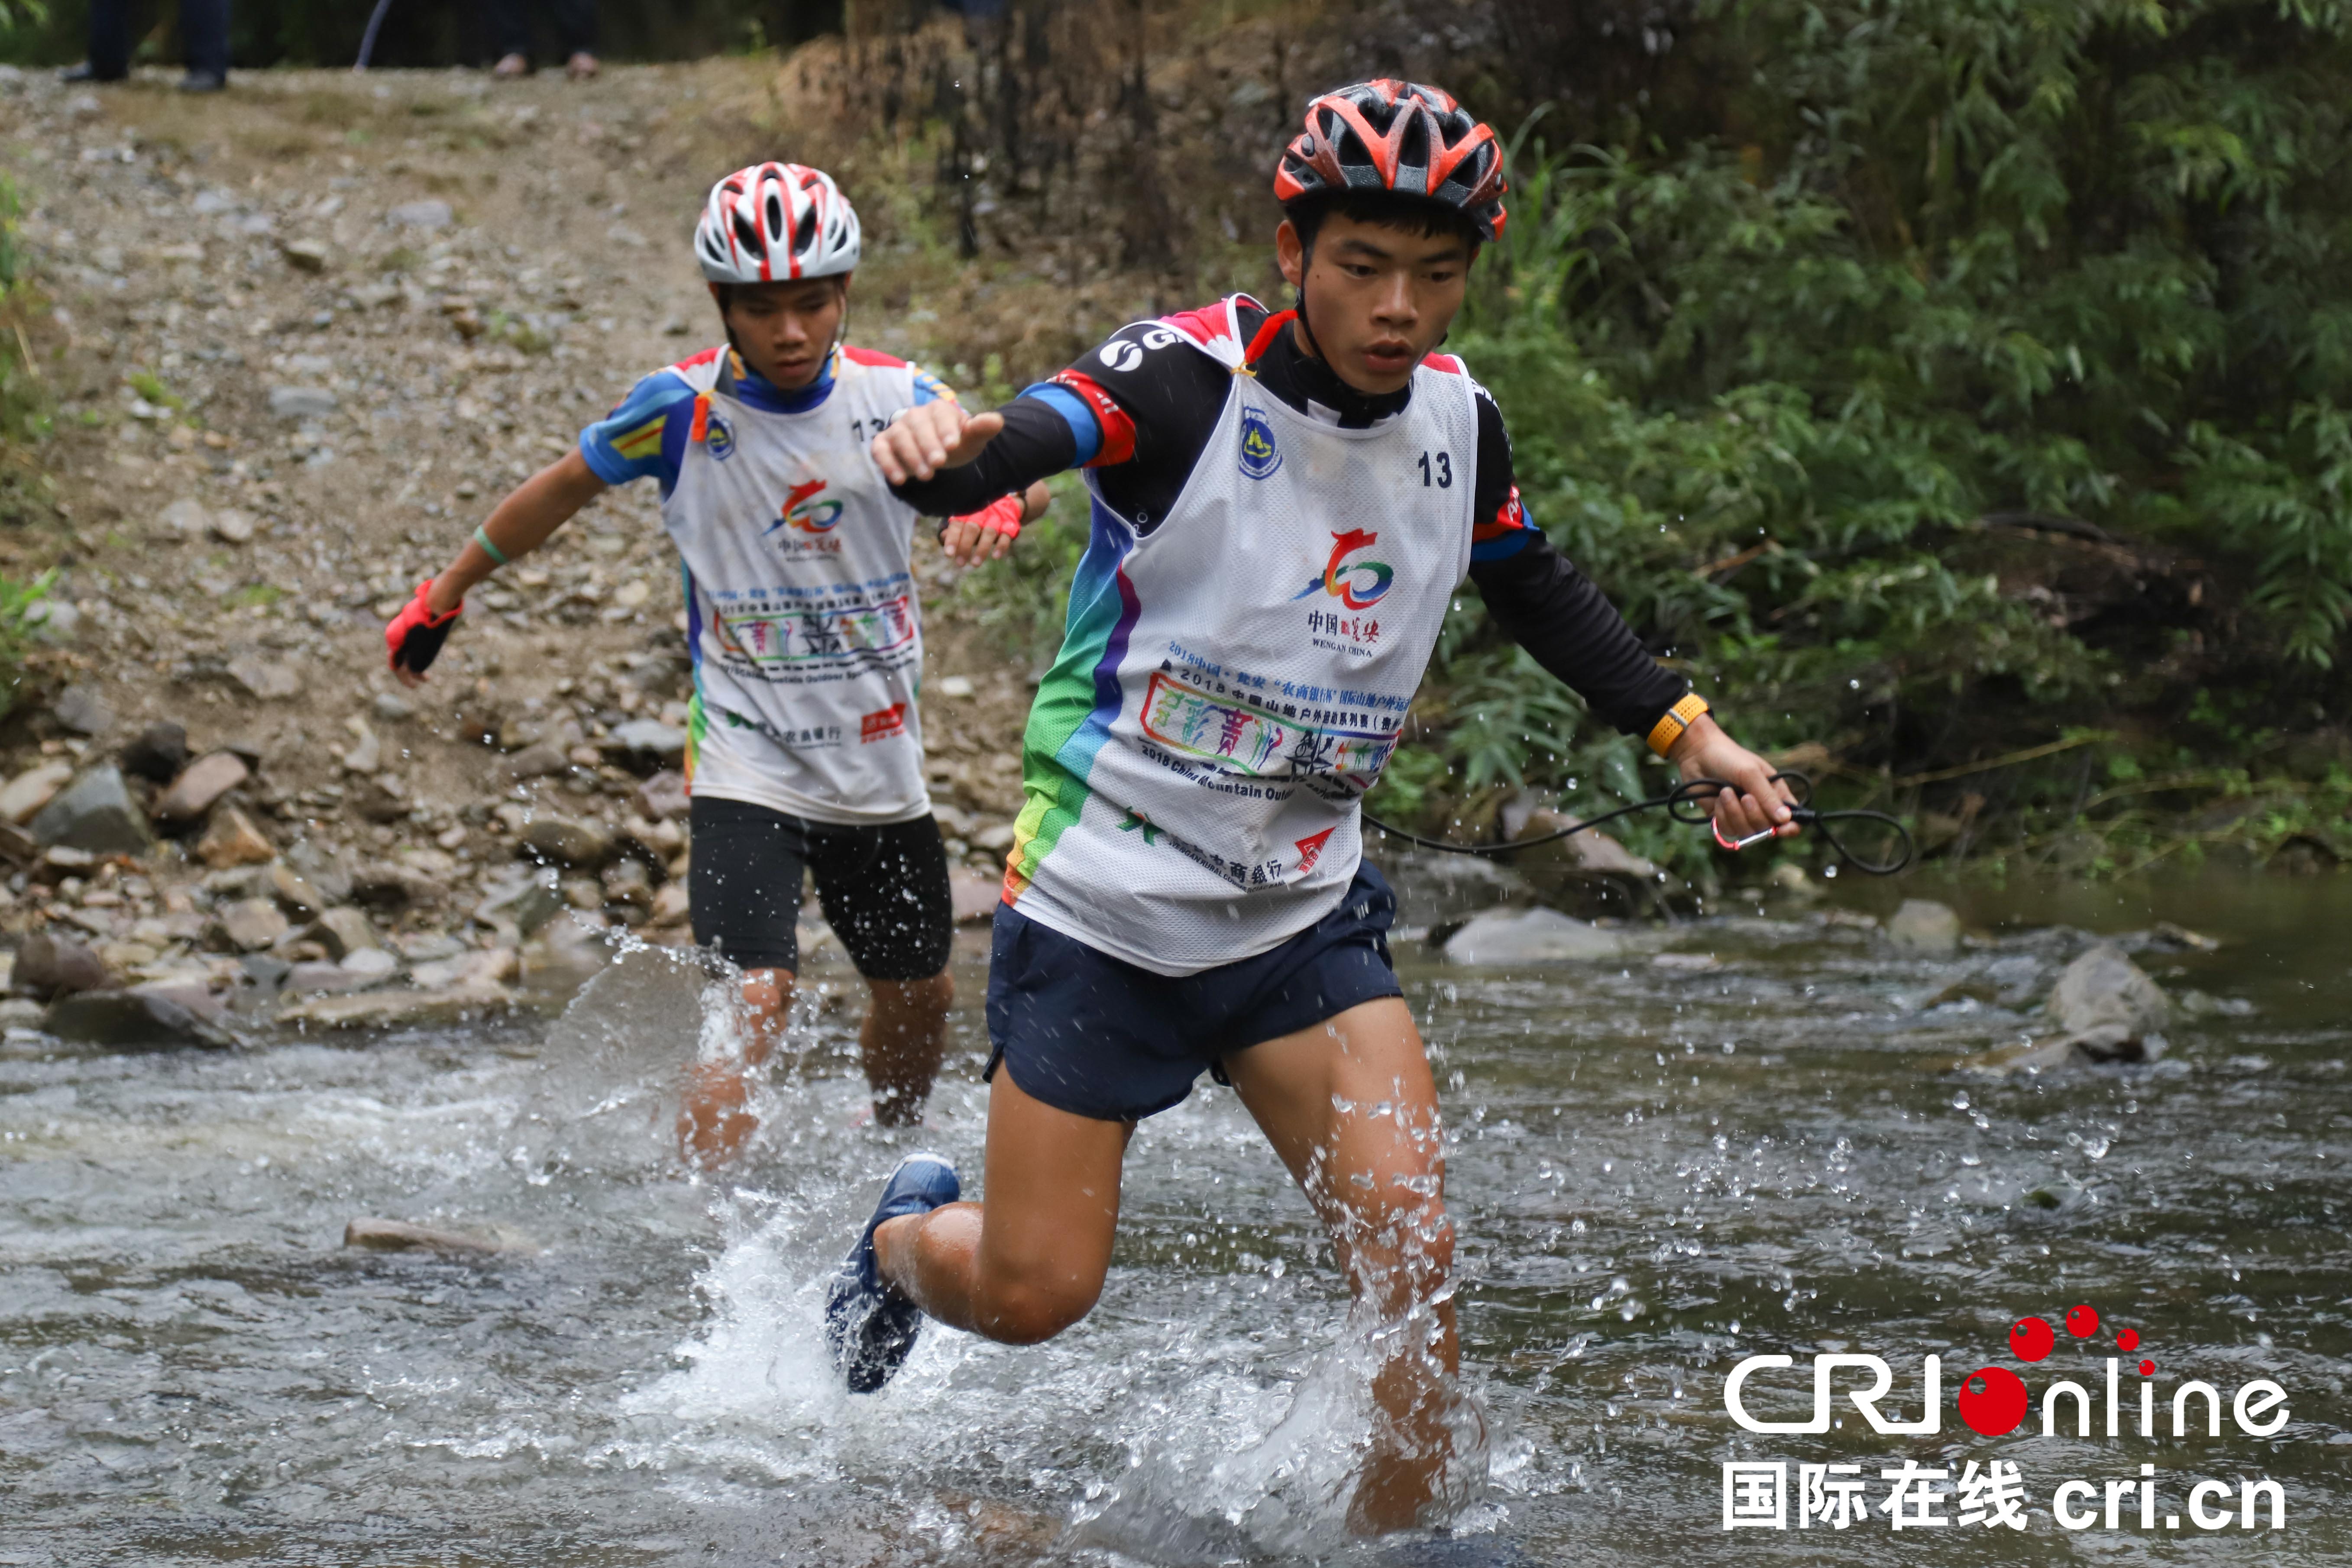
[387,163,1045,1161]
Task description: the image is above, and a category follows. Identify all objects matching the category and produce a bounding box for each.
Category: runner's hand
[870,401,1003,484]
[385,579,462,688]
[1668,714,1799,842]
[940,481,1049,565]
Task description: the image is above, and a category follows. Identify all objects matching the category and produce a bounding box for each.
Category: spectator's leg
[557,0,598,78]
[180,0,231,82]
[85,0,133,80]
[488,0,531,72]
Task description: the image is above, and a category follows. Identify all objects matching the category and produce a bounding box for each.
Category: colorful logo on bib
[1293,529,1394,610]
[769,477,844,534]
[1238,406,1282,480]
[704,411,736,462]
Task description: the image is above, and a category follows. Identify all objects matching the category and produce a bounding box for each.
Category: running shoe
[824,1152,958,1393]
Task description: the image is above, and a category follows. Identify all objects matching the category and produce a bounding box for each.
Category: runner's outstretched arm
[875,398,1082,514]
[387,450,607,686]
[1463,386,1797,841]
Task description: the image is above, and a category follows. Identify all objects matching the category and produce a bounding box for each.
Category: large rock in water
[2050,943,2170,1041]
[344,1217,502,1255]
[28,766,152,855]
[1954,942,2171,1074]
[1443,906,1625,965]
[1501,811,1673,919]
[43,988,235,1050]
[1886,899,1963,955]
[1377,850,1536,935]
[278,979,515,1030]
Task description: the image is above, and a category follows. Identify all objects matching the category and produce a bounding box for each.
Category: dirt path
[0,61,1033,1026]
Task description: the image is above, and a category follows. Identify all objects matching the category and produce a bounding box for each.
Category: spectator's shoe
[58,63,126,84]
[823,1153,958,1393]
[492,53,530,80]
[178,71,226,94]
[565,52,600,81]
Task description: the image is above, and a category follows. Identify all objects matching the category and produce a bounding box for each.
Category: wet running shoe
[824,1152,958,1393]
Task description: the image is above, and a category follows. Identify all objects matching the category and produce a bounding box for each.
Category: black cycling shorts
[688,796,954,981]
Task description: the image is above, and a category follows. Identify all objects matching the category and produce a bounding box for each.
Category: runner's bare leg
[1223,997,1468,1534]
[860,971,952,1127]
[679,967,791,1163]
[873,1069,1129,1342]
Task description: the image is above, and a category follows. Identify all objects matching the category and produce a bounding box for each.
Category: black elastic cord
[1359,771,1915,877]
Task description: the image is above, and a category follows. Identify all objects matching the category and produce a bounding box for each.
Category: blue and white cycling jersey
[578,343,957,826]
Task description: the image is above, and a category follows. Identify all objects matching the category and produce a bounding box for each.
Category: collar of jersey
[1252,323,1412,430]
[720,347,837,415]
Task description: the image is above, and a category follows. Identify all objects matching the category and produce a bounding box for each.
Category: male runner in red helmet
[830,83,1802,1530]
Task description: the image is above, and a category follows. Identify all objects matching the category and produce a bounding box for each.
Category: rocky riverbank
[0,61,1031,1044]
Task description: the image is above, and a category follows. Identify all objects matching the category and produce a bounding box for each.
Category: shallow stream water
[3,867,2346,1565]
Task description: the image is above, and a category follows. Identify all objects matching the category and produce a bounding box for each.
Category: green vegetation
[1410,0,2352,874]
[0,175,45,453]
[0,567,56,722]
[0,173,58,717]
[0,0,837,68]
[948,0,2352,877]
[125,370,181,411]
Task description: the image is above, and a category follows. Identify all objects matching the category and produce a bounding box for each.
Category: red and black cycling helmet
[1274,80,1507,241]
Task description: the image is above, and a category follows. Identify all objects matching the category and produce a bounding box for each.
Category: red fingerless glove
[952,493,1024,541]
[385,581,462,676]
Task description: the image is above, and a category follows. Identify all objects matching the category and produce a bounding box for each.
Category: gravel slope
[0,61,1034,1025]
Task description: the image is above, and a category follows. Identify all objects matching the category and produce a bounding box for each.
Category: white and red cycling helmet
[694,162,862,284]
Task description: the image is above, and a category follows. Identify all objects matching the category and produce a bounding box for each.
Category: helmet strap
[1291,235,1330,362]
[824,295,848,371]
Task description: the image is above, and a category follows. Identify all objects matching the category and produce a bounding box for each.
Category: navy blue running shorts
[982,860,1405,1122]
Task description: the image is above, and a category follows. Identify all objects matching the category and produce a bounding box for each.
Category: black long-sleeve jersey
[892,296,1690,740]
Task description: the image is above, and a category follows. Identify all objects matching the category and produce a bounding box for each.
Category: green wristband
[472,525,510,566]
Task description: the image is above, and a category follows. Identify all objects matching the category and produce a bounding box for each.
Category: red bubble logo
[1957,1366,2030,1435]
[2009,1316,2054,1362]
[2140,1359,2155,1375]
[2065,1303,2100,1338]
[2116,1328,2139,1352]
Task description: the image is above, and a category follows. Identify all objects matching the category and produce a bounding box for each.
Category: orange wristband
[1646,692,1711,757]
